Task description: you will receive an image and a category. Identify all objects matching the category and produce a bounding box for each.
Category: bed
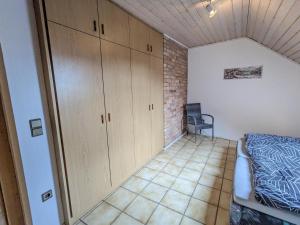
[231,133,300,225]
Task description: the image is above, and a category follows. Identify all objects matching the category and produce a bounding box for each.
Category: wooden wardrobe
[36,0,164,224]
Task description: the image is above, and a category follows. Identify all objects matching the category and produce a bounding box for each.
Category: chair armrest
[202,114,214,124]
[187,115,197,125]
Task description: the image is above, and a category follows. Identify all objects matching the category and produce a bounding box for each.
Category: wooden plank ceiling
[112,0,300,64]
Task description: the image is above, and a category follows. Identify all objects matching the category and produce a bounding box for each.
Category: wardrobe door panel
[129,16,150,54]
[150,29,163,59]
[48,22,111,219]
[99,0,130,47]
[150,57,164,156]
[131,50,152,168]
[101,40,135,188]
[45,0,99,36]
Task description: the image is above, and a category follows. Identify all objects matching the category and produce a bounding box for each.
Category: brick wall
[163,36,188,146]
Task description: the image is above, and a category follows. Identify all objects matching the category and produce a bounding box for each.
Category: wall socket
[41,189,53,202]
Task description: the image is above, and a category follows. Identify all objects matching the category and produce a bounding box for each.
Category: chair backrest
[186,103,202,119]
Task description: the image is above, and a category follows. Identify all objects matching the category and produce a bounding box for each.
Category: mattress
[233,139,300,225]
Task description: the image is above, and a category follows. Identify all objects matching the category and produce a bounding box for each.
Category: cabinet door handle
[152,104,154,110]
[150,45,153,52]
[147,44,150,52]
[149,105,151,111]
[93,20,97,32]
[101,24,105,35]
[108,113,111,122]
[101,114,104,124]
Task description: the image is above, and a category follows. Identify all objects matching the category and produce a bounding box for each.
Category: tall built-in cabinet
[48,22,111,219]
[131,50,152,169]
[150,57,164,156]
[37,0,164,224]
[101,40,136,189]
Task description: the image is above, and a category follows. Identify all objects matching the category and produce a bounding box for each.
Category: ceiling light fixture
[206,1,217,18]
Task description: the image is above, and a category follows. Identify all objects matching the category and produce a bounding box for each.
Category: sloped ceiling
[112,0,300,64]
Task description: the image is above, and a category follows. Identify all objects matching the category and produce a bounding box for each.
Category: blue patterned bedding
[245,133,300,214]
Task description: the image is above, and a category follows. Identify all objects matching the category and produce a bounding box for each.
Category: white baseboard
[164,132,187,150]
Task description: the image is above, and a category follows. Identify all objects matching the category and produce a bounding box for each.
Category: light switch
[29,118,43,137]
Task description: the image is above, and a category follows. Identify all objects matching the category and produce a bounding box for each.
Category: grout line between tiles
[214,141,230,225]
[103,141,185,225]
[82,135,235,225]
[79,219,88,225]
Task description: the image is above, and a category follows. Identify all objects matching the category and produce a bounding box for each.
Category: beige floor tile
[75,222,85,225]
[82,202,121,225]
[215,139,229,144]
[219,192,231,210]
[212,146,228,154]
[173,143,184,148]
[174,141,185,147]
[203,165,224,178]
[206,158,225,168]
[195,150,211,157]
[125,196,157,223]
[179,168,201,182]
[209,152,226,160]
[175,152,193,160]
[225,160,235,170]
[193,184,220,206]
[215,208,229,225]
[214,142,229,148]
[167,145,180,151]
[112,213,143,225]
[136,167,159,180]
[122,176,149,193]
[201,139,214,144]
[180,216,204,225]
[185,161,205,172]
[222,179,232,193]
[193,150,211,157]
[170,158,188,167]
[191,155,208,163]
[227,155,236,161]
[152,172,176,188]
[180,148,196,155]
[163,164,183,176]
[146,160,167,171]
[224,169,233,181]
[171,178,197,196]
[198,174,222,190]
[165,151,177,158]
[148,205,182,225]
[229,141,237,148]
[167,149,180,155]
[185,142,198,147]
[227,147,236,156]
[155,153,173,163]
[185,198,217,225]
[141,183,168,202]
[197,145,213,151]
[106,188,136,211]
[161,190,190,213]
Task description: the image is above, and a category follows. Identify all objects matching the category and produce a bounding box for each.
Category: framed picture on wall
[224,65,263,79]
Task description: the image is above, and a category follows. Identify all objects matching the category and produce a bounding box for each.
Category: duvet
[245,133,300,214]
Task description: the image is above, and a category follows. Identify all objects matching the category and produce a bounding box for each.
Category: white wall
[0,0,61,224]
[188,38,300,140]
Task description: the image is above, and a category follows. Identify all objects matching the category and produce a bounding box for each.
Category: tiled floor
[79,135,237,225]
